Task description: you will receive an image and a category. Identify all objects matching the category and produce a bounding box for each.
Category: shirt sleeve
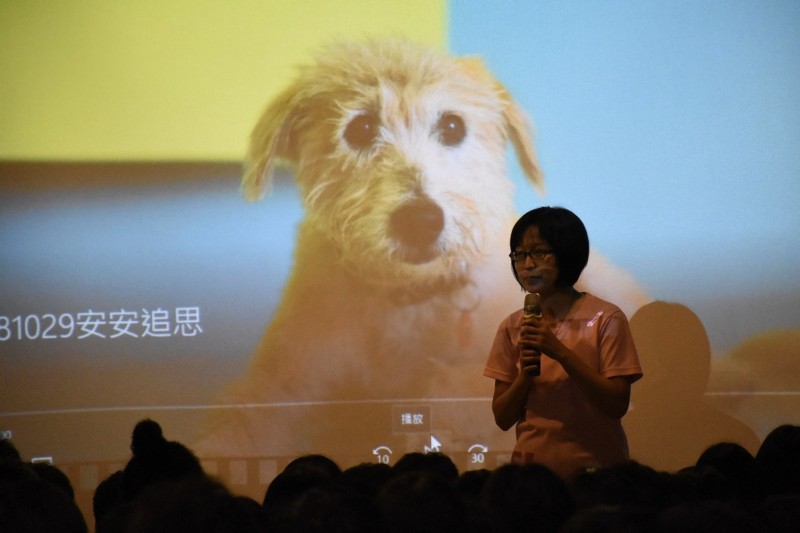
[484,315,520,383]
[598,309,643,382]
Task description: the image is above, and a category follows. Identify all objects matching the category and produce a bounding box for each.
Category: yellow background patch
[0,0,446,160]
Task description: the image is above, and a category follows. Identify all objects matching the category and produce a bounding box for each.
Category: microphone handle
[522,293,541,375]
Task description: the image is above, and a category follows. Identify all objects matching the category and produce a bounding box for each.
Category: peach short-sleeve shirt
[484,292,643,478]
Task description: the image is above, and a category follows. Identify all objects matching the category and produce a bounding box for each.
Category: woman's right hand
[518,316,545,376]
[518,347,541,377]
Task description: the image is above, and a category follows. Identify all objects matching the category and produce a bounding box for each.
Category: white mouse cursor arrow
[424,435,442,453]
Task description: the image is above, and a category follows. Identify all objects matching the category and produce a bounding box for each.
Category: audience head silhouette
[121,419,203,501]
[756,423,800,496]
[0,437,88,533]
[130,418,165,457]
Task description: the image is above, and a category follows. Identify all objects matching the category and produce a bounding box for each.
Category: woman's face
[512,226,560,298]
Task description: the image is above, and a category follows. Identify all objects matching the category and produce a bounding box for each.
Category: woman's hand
[518,344,542,376]
[518,311,565,365]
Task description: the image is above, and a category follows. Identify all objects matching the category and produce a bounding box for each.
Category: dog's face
[244,39,543,294]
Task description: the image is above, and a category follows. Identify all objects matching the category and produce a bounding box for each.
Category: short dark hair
[509,206,589,287]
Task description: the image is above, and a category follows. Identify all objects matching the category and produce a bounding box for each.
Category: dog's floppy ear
[500,88,545,196]
[242,85,302,202]
[456,57,545,196]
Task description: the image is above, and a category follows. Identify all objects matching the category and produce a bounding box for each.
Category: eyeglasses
[509,249,553,262]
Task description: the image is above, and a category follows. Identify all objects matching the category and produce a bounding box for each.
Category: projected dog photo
[199,38,649,458]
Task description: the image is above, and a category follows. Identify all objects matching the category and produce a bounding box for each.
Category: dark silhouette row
[2,420,799,532]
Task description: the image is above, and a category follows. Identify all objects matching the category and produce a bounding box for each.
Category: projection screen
[2,0,799,520]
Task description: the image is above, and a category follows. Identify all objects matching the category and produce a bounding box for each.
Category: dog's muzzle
[389,197,444,264]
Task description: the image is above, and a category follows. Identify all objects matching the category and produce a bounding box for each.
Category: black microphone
[523,292,542,319]
[522,292,542,376]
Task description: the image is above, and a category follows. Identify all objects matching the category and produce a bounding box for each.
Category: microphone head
[523,292,542,318]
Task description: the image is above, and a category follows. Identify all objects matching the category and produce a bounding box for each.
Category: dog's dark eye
[436,112,466,146]
[343,112,380,150]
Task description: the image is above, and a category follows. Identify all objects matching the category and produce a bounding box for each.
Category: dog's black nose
[389,198,444,263]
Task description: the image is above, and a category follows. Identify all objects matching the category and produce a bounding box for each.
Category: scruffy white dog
[199,38,648,460]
